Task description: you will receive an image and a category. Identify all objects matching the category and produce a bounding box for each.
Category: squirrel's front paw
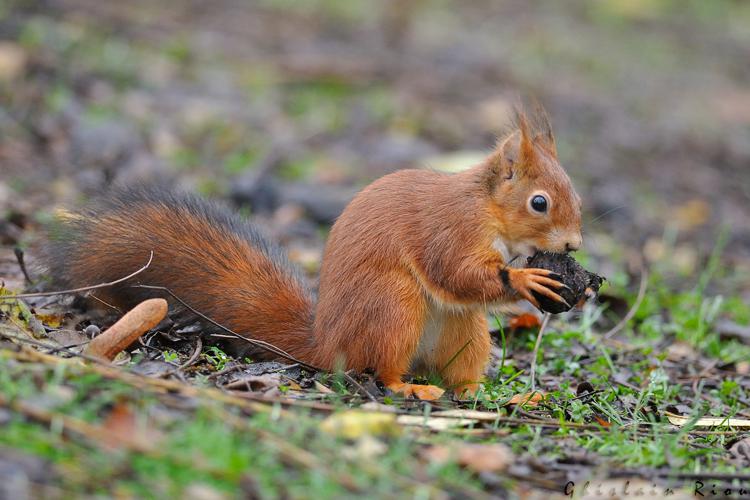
[505,267,570,310]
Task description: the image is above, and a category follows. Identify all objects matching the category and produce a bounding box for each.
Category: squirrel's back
[44,186,315,359]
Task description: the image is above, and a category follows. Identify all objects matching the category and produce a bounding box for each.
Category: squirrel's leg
[432,310,491,397]
[375,274,445,401]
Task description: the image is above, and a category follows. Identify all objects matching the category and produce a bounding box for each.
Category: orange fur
[46,106,582,400]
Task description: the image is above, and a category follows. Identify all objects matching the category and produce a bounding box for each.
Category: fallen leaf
[314,381,334,393]
[593,415,611,427]
[34,312,65,329]
[509,313,541,330]
[46,329,89,351]
[506,391,545,407]
[285,380,302,391]
[665,411,750,428]
[225,374,282,392]
[666,342,697,361]
[320,411,401,439]
[101,402,163,452]
[422,443,513,473]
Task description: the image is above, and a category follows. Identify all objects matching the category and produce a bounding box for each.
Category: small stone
[83,324,101,338]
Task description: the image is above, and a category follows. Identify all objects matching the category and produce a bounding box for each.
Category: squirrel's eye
[530,195,548,213]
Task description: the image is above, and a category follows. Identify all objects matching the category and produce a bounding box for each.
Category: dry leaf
[507,391,545,407]
[666,342,697,361]
[320,411,400,439]
[285,380,302,391]
[225,374,282,392]
[422,443,513,473]
[665,411,750,428]
[101,402,162,452]
[314,381,334,394]
[509,313,541,330]
[593,415,611,428]
[46,329,89,351]
[34,312,64,329]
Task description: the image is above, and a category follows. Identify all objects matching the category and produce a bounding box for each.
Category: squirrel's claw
[527,282,571,309]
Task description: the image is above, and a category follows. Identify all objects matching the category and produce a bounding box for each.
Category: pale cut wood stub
[84,298,168,361]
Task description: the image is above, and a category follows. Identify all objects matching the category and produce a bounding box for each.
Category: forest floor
[1,1,750,498]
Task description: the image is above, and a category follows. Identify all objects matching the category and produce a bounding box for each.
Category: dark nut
[525,252,605,314]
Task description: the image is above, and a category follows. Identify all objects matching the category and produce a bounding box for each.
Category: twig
[343,370,378,403]
[1,251,154,299]
[0,326,122,367]
[206,363,246,381]
[529,313,551,392]
[603,257,648,339]
[13,247,33,284]
[179,336,203,370]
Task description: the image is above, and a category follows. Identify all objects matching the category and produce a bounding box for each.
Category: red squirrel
[44,106,582,400]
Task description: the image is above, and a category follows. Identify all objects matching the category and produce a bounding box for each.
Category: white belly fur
[413,303,444,370]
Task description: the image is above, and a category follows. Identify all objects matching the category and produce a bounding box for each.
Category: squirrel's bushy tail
[43,185,316,361]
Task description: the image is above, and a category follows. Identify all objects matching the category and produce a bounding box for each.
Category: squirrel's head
[484,106,582,258]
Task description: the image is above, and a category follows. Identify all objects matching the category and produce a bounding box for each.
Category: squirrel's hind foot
[387,382,445,400]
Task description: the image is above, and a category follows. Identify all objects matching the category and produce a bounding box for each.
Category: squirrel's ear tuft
[528,101,557,157]
[510,101,558,161]
[517,110,537,164]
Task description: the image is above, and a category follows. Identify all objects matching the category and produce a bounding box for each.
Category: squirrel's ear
[485,130,520,187]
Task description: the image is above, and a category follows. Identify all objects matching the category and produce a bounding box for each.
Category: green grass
[2,243,749,497]
[0,352,486,498]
